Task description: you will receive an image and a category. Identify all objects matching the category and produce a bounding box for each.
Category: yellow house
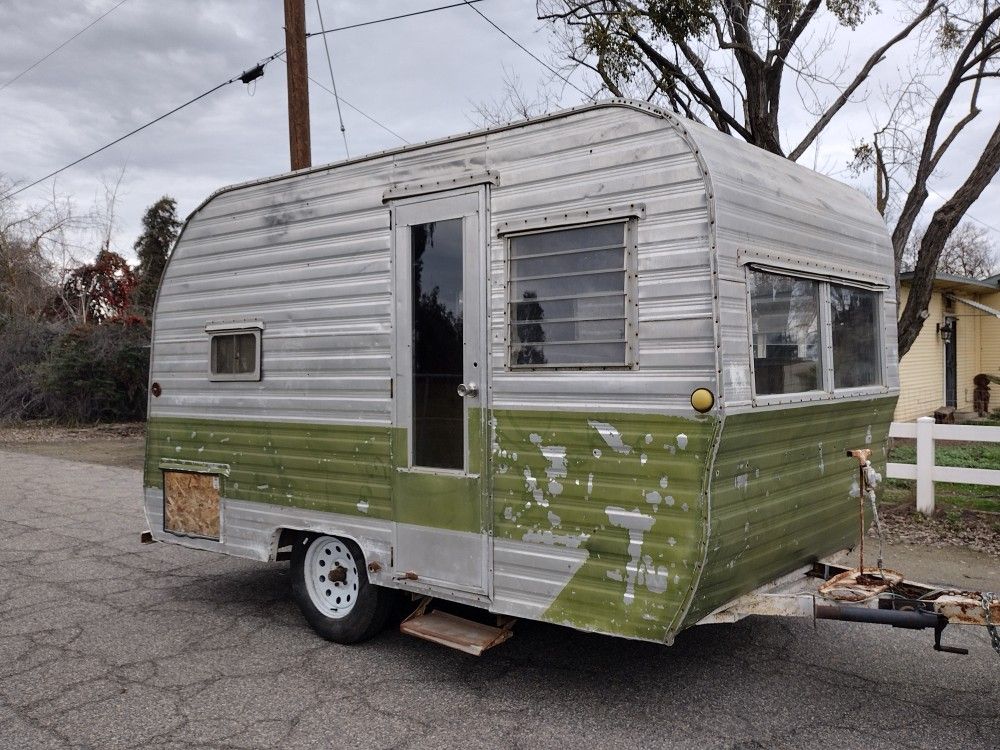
[895,272,1000,421]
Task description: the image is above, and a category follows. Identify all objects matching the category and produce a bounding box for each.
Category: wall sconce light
[937,319,954,343]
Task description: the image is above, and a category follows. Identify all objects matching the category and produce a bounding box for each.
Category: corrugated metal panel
[151,103,716,428]
[486,107,715,413]
[684,123,900,409]
[490,407,715,640]
[683,396,897,626]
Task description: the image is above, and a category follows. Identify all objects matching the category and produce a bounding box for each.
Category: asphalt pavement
[1,449,998,749]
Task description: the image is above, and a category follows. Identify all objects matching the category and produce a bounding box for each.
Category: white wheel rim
[303,536,360,619]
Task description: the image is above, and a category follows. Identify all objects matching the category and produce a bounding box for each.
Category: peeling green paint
[147,397,896,645]
[491,409,717,641]
[681,396,897,627]
[145,417,395,520]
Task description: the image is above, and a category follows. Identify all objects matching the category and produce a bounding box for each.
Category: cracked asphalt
[1,449,998,750]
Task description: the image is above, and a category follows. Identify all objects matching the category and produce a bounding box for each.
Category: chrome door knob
[457,382,479,398]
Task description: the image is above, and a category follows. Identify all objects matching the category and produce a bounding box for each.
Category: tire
[290,533,392,644]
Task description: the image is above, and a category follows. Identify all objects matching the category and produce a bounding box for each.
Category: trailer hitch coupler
[815,603,968,655]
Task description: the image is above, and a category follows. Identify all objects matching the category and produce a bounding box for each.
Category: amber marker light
[690,388,714,413]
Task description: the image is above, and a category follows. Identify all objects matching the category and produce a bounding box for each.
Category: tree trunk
[897,121,1000,357]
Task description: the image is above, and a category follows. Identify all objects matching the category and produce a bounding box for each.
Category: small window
[749,271,822,395]
[830,284,880,388]
[207,325,261,381]
[508,222,630,368]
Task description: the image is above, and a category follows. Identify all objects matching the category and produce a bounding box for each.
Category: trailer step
[400,609,514,656]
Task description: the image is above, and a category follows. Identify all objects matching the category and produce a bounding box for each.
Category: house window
[207,324,262,381]
[749,273,822,395]
[748,270,882,398]
[508,222,630,368]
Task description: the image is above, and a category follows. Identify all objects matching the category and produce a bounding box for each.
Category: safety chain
[983,592,1000,656]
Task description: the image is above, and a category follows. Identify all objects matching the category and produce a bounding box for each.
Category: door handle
[457,381,479,398]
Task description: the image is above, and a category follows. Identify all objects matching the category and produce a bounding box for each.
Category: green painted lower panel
[392,470,482,532]
[491,409,717,641]
[147,397,896,644]
[145,417,396,520]
[681,396,897,627]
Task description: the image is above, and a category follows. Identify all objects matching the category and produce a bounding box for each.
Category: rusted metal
[933,594,1000,626]
[367,561,382,574]
[328,564,347,584]
[846,447,877,570]
[702,556,999,656]
[818,568,903,603]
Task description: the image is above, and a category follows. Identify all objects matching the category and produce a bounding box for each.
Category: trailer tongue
[695,448,999,658]
[698,559,1000,657]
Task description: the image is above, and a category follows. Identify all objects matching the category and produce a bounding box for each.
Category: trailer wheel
[290,534,391,643]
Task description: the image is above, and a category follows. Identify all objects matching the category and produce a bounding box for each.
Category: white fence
[887,417,1000,515]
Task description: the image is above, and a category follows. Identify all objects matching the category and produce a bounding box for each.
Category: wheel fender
[270,526,391,586]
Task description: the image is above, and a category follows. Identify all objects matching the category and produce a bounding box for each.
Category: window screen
[831,284,880,388]
[508,222,628,367]
[749,271,821,395]
[209,331,260,381]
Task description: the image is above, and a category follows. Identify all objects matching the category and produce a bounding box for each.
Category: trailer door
[390,188,489,595]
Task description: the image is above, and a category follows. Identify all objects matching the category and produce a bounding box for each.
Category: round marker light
[690,388,714,413]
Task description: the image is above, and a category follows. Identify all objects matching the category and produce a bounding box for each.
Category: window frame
[503,217,638,371]
[746,269,887,405]
[206,321,263,382]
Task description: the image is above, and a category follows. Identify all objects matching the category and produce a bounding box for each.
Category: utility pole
[284,0,311,170]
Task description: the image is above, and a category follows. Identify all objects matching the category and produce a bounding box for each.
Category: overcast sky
[1,0,997,264]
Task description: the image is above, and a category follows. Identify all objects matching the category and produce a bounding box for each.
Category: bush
[0,316,60,421]
[41,319,150,423]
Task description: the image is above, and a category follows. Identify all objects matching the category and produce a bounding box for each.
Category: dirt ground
[1,421,998,559]
[0,421,146,470]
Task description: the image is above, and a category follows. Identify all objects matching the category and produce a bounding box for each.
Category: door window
[410,219,464,470]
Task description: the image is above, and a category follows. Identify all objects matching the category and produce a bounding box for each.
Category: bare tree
[902,220,998,277]
[537,1,1000,357]
[0,176,70,320]
[470,65,564,127]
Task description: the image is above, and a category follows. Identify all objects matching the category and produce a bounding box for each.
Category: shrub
[41,319,150,423]
[0,316,61,421]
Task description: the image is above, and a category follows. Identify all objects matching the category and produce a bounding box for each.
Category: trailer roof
[187,99,883,232]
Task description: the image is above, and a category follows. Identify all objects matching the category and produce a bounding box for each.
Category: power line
[306,0,485,38]
[927,184,1000,236]
[314,0,349,158]
[461,1,593,102]
[0,0,132,92]
[2,56,277,201]
[276,54,409,145]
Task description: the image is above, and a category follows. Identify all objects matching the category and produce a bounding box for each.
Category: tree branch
[788,0,940,162]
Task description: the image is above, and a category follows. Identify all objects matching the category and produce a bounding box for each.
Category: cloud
[1,0,996,263]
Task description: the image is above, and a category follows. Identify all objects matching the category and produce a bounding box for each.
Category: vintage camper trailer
[143,100,907,650]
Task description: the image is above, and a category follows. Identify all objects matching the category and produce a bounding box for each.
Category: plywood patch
[164,471,220,539]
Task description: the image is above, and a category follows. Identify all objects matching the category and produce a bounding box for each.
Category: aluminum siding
[150,105,715,427]
[686,124,900,409]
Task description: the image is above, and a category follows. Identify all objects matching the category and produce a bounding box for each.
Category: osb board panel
[164,471,220,539]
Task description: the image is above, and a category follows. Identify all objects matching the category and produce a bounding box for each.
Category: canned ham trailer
[141,101,998,655]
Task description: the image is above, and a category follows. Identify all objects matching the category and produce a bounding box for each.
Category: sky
[1,0,997,265]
